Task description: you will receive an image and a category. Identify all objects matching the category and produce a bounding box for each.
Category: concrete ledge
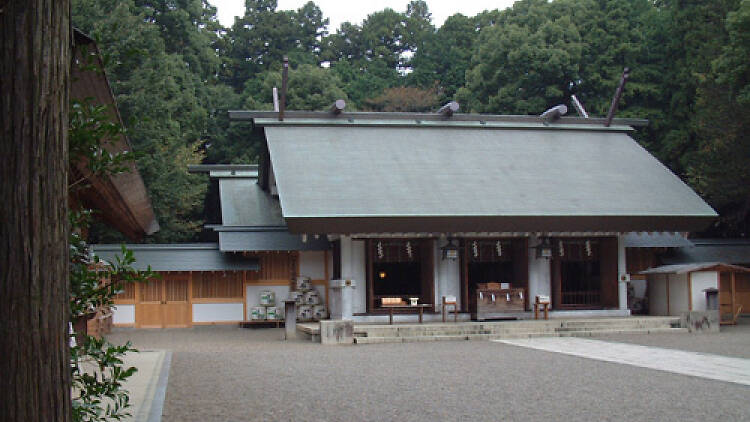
[681,311,719,333]
[320,320,354,345]
[348,309,632,324]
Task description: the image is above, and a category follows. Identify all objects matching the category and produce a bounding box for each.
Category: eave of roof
[253,117,635,132]
[91,243,259,271]
[623,232,694,248]
[261,124,716,233]
[640,262,750,274]
[72,29,159,240]
[229,110,649,130]
[187,164,259,178]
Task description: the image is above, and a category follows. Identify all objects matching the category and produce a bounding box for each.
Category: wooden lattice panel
[192,271,243,298]
[164,277,188,302]
[140,279,162,302]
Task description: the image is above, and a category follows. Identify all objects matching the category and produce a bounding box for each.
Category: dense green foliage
[73,0,750,239]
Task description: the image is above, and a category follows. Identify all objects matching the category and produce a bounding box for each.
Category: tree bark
[1,1,72,421]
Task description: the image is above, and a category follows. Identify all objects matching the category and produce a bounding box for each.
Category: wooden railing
[561,290,601,307]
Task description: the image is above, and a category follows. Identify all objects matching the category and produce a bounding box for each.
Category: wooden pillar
[666,274,671,315]
[242,270,248,321]
[688,272,693,311]
[324,250,330,309]
[731,271,737,316]
[461,239,469,313]
[188,271,194,326]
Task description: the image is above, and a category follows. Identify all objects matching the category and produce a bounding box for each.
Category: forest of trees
[72,0,750,242]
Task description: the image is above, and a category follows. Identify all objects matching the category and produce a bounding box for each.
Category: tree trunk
[1,1,72,421]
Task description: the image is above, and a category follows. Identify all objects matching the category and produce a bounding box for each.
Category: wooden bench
[381,304,432,324]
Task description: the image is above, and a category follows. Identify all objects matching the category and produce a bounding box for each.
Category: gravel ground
[598,316,750,359]
[107,326,750,422]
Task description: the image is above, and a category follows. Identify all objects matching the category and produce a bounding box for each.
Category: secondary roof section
[92,243,259,272]
[188,164,331,251]
[71,29,159,240]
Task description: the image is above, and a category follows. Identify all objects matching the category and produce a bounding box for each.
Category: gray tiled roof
[623,232,693,248]
[219,178,283,227]
[91,243,258,271]
[263,125,716,233]
[663,240,750,265]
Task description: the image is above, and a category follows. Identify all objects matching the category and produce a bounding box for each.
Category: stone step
[555,324,676,332]
[353,327,688,344]
[354,328,558,338]
[354,323,676,338]
[561,318,679,327]
[558,327,689,337]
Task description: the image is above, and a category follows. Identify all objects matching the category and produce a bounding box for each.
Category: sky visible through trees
[72,0,750,242]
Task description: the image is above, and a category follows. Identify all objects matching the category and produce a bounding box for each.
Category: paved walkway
[121,350,171,422]
[108,327,750,421]
[495,337,750,386]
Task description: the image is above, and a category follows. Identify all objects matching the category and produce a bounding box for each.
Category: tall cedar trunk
[1,1,72,421]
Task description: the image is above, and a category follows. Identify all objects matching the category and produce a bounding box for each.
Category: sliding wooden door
[136,274,191,328]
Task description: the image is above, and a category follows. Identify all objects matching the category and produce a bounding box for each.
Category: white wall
[193,303,244,322]
[668,273,689,316]
[691,271,718,312]
[112,304,135,325]
[649,274,668,315]
[528,235,551,309]
[350,240,366,313]
[338,236,366,313]
[299,251,326,279]
[650,273,693,316]
[434,241,461,309]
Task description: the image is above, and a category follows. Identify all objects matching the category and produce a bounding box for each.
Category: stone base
[320,320,354,345]
[681,311,719,333]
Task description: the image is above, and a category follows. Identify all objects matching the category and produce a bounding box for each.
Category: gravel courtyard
[108,323,750,422]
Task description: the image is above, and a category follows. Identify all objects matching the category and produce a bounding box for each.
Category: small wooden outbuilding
[641,262,750,323]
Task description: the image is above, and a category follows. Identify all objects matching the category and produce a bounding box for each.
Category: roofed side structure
[92,243,259,272]
[662,239,750,266]
[71,29,158,240]
[640,262,750,275]
[623,232,693,248]
[189,164,330,251]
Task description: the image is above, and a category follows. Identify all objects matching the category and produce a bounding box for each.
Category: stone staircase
[351,317,684,344]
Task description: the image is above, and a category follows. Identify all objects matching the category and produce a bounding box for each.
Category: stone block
[320,320,354,345]
[681,310,719,333]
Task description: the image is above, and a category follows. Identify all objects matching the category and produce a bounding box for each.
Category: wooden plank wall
[112,251,320,327]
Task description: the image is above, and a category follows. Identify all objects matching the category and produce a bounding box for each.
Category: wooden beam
[188,271,193,327]
[242,270,247,321]
[279,56,288,121]
[605,67,630,127]
[324,250,330,309]
[230,110,650,127]
[437,101,459,117]
[329,99,346,115]
[731,271,736,317]
[666,273,670,315]
[688,273,693,311]
[570,94,589,118]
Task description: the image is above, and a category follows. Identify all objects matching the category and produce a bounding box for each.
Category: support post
[283,300,296,340]
[605,67,630,127]
[617,234,628,311]
[278,56,288,121]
